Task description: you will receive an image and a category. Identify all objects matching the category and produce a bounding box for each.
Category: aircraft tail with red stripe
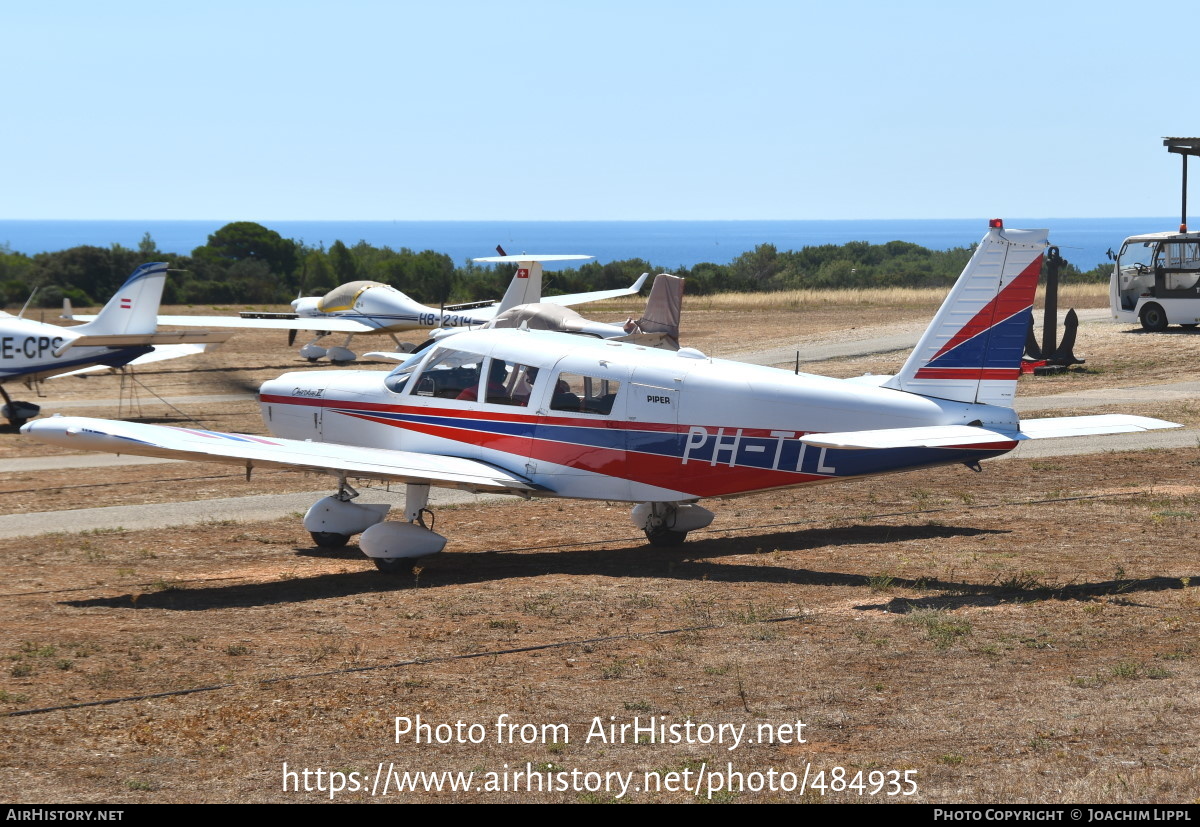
[882,222,1047,407]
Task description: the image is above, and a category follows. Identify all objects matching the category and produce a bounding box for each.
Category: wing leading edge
[20,416,536,494]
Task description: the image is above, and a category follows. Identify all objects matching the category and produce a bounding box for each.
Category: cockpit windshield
[383,350,428,394]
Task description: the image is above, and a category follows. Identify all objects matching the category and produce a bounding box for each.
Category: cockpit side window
[549,372,621,415]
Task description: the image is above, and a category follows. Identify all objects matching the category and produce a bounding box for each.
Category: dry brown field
[3,286,1200,804]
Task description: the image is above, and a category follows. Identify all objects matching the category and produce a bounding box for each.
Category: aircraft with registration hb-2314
[65,254,650,364]
[23,221,1180,572]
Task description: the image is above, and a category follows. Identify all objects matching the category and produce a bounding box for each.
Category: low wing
[69,314,375,333]
[21,416,536,494]
[541,272,649,307]
[800,415,1180,451]
[48,343,217,379]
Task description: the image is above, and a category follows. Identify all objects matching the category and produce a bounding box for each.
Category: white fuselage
[259,329,1019,503]
[0,315,147,383]
[292,286,495,334]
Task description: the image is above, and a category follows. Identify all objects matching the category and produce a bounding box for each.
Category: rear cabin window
[549,372,621,415]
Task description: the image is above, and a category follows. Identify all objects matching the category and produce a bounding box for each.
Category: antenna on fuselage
[17,287,39,319]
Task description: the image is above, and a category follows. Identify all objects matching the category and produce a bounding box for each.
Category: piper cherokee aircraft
[68,254,649,364]
[22,221,1180,572]
[0,263,229,427]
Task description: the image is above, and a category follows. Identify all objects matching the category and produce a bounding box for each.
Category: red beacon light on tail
[989,218,1004,229]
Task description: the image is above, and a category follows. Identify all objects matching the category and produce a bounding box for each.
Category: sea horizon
[0,217,1181,272]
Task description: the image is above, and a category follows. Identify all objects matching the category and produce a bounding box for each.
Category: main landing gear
[631,502,715,547]
[303,479,447,573]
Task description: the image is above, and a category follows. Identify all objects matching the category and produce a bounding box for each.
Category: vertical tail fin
[624,273,684,349]
[496,259,544,312]
[71,262,168,336]
[882,223,1047,408]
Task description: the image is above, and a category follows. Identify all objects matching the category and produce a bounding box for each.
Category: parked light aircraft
[68,255,649,364]
[0,263,229,427]
[23,222,1180,571]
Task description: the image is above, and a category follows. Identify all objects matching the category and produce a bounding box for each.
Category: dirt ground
[2,292,1200,803]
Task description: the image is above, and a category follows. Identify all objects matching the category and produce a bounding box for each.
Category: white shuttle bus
[1110,231,1200,331]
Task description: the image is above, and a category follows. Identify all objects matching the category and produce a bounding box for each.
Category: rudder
[882,223,1047,407]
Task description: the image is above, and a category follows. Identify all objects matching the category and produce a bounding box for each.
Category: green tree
[193,222,298,284]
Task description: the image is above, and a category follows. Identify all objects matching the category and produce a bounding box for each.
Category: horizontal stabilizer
[1015,414,1182,439]
[801,414,1181,452]
[48,343,218,379]
[55,330,232,356]
[472,254,593,264]
[801,425,1019,451]
[21,416,536,494]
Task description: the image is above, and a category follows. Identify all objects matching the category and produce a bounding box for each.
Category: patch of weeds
[487,619,519,631]
[1152,510,1196,524]
[0,689,30,704]
[225,644,251,656]
[867,573,895,593]
[750,625,779,642]
[55,659,73,671]
[521,593,558,618]
[623,700,652,712]
[547,742,567,755]
[938,753,964,766]
[904,609,971,650]
[9,662,32,678]
[1143,665,1172,679]
[911,488,933,508]
[149,580,184,593]
[622,593,658,610]
[601,657,633,680]
[20,643,57,658]
[703,664,731,676]
[1110,661,1141,680]
[996,571,1050,591]
[124,779,155,792]
[705,791,739,803]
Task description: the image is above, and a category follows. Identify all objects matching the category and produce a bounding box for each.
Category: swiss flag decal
[517,268,529,279]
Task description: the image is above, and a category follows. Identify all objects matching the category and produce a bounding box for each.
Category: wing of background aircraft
[22,415,537,494]
[538,272,649,307]
[67,311,375,333]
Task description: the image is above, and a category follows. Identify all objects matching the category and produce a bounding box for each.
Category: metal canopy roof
[1165,138,1200,156]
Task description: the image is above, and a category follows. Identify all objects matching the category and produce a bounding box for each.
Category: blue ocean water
[0,218,1176,271]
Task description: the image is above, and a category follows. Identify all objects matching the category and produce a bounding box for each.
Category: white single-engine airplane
[23,222,1180,571]
[73,254,650,364]
[1,263,229,427]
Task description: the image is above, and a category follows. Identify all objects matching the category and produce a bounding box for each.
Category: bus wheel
[1140,304,1169,332]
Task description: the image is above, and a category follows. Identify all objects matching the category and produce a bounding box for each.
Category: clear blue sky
[1,0,1191,220]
